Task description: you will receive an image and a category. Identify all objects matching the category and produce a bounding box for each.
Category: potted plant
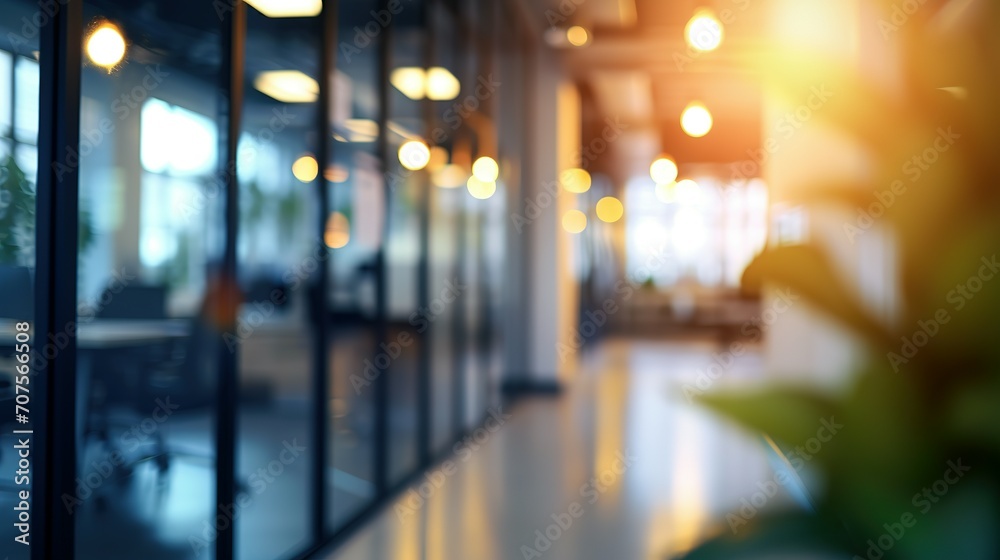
[682,2,1000,559]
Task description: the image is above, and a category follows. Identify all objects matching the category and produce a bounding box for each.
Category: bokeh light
[399,140,431,171]
[292,155,319,183]
[472,157,500,183]
[467,176,497,199]
[650,157,678,184]
[562,210,588,234]
[685,9,724,52]
[86,23,126,69]
[561,168,592,193]
[596,197,624,223]
[681,102,713,137]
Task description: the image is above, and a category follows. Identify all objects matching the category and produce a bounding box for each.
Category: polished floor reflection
[324,337,799,560]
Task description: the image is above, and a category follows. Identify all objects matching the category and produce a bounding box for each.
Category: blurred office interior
[2,0,999,559]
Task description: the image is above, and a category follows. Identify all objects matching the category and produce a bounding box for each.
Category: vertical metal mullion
[216,2,245,559]
[373,0,391,497]
[312,0,336,543]
[416,0,432,470]
[34,1,82,559]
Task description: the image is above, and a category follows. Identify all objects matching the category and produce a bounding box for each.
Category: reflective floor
[324,337,799,560]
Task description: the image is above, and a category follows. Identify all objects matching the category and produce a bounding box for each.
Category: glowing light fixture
[399,140,431,171]
[562,210,588,234]
[244,0,321,17]
[685,9,724,52]
[467,176,497,200]
[86,23,126,69]
[429,147,449,171]
[567,26,590,47]
[344,119,379,142]
[427,67,461,101]
[596,197,624,223]
[675,179,701,204]
[650,157,678,184]
[561,168,592,193]
[434,164,467,189]
[325,165,350,183]
[254,70,319,103]
[390,67,426,100]
[655,182,676,203]
[292,154,319,183]
[472,157,500,183]
[681,101,713,137]
[324,212,351,249]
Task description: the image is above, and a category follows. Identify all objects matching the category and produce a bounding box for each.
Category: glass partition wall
[3,0,525,558]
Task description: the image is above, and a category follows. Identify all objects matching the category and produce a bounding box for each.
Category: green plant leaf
[742,244,892,349]
[696,387,839,452]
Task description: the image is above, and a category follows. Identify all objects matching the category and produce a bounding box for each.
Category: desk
[0,319,192,474]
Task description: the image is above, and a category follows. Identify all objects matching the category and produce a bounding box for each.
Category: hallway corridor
[324,339,794,560]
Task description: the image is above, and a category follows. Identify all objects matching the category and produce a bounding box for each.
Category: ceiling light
[324,212,350,249]
[567,26,590,47]
[399,140,431,171]
[562,210,588,234]
[426,67,461,101]
[467,176,497,200]
[429,147,449,171]
[344,119,379,142]
[650,157,678,184]
[472,157,499,183]
[596,197,624,223]
[292,154,319,183]
[325,165,350,183]
[433,164,467,189]
[561,168,592,193]
[254,70,319,103]
[244,0,321,18]
[390,67,426,100]
[681,101,713,137]
[655,182,676,203]
[685,9,724,52]
[86,23,126,69]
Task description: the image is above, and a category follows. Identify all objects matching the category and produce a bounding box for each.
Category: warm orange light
[324,212,350,249]
[650,157,678,184]
[596,197,624,223]
[562,210,588,234]
[86,23,126,69]
[567,26,590,47]
[292,155,319,183]
[685,9,724,52]
[681,102,713,137]
[561,168,592,193]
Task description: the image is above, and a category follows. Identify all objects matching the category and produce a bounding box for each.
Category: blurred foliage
[683,1,1000,559]
[0,155,95,265]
